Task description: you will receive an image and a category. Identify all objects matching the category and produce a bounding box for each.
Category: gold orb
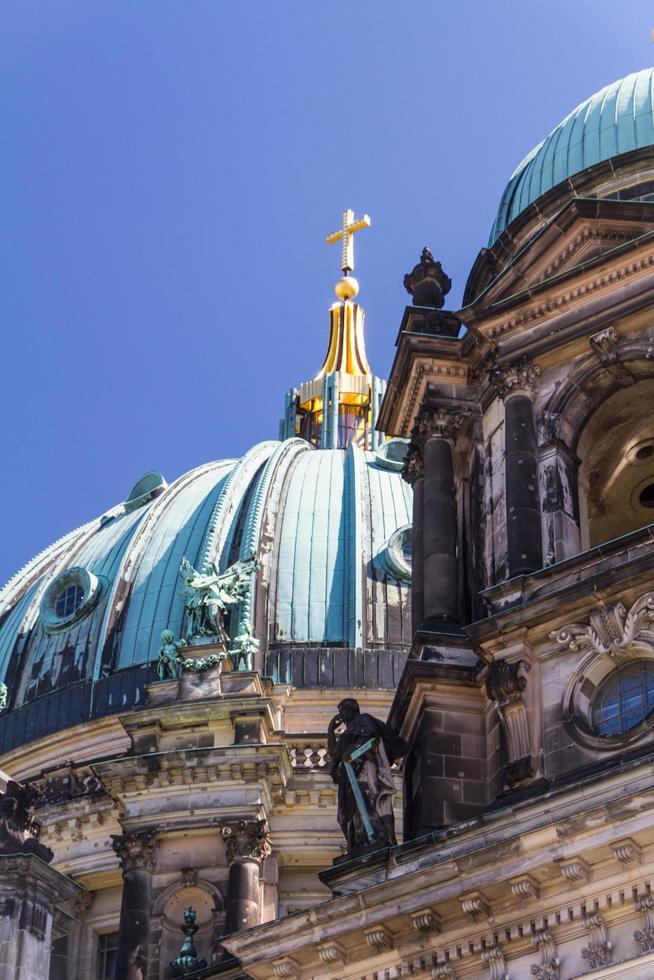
[334,275,359,300]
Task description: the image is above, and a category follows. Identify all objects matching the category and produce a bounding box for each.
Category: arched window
[593,661,654,736]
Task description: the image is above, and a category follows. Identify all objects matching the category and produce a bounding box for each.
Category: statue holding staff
[327,698,407,853]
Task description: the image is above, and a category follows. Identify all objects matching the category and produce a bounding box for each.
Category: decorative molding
[580,913,612,970]
[486,250,654,341]
[509,875,539,901]
[541,228,634,281]
[318,941,347,965]
[550,593,654,660]
[530,929,559,979]
[460,892,490,922]
[589,326,620,365]
[271,958,300,978]
[486,660,533,787]
[489,357,541,398]
[181,866,199,887]
[365,925,393,951]
[111,829,157,874]
[612,838,642,865]
[481,944,508,980]
[634,895,654,953]
[433,967,457,980]
[222,820,271,864]
[486,659,530,704]
[558,858,590,882]
[401,444,424,485]
[410,907,440,934]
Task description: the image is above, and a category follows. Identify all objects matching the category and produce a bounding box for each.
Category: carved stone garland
[485,659,533,786]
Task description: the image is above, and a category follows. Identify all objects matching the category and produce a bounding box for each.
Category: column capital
[111,829,157,874]
[222,819,271,864]
[490,357,540,399]
[401,444,424,485]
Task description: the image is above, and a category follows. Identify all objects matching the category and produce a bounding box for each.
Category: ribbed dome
[0,439,411,718]
[490,68,654,242]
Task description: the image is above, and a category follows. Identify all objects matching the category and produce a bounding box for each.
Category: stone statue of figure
[328,698,407,853]
[179,551,259,641]
[156,630,185,680]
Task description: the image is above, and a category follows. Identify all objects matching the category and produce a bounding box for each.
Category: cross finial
[325,209,371,300]
[326,208,371,274]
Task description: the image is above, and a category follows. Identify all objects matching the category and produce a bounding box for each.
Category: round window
[592,661,654,736]
[40,567,101,632]
[54,583,85,619]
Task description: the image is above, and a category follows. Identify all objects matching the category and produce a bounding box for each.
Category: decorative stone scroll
[489,356,541,398]
[485,659,533,786]
[634,895,654,953]
[531,929,559,979]
[481,943,508,980]
[551,593,654,661]
[221,820,271,864]
[580,913,612,970]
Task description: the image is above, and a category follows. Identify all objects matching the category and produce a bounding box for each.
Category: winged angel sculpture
[179,551,259,643]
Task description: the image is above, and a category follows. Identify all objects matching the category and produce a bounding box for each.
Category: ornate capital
[485,659,530,705]
[401,444,424,485]
[490,357,540,399]
[222,819,271,864]
[111,829,157,874]
[550,593,654,661]
[403,247,452,309]
[480,944,507,980]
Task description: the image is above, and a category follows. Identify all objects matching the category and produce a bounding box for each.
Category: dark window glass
[96,933,118,980]
[54,583,84,619]
[593,661,654,736]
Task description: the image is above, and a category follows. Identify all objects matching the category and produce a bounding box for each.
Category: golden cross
[325,209,371,274]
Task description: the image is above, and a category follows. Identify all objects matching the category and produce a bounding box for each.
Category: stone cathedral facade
[4,67,654,980]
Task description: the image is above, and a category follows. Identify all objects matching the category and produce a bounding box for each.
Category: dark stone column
[504,393,542,576]
[491,359,543,578]
[111,829,157,980]
[407,407,465,629]
[402,446,424,634]
[423,434,458,625]
[221,820,271,935]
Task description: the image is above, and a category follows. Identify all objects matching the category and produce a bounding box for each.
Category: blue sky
[1,0,653,583]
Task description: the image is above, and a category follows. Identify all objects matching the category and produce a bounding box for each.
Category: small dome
[490,68,654,242]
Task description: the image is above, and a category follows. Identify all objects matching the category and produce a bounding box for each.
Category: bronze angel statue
[179,551,259,642]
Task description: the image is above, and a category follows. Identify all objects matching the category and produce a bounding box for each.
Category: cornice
[479,246,654,343]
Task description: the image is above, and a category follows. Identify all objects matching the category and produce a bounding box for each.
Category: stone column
[408,407,465,629]
[222,820,271,935]
[111,829,157,980]
[402,445,424,634]
[492,360,543,577]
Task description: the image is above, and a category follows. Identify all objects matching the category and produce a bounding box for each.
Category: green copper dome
[490,68,654,243]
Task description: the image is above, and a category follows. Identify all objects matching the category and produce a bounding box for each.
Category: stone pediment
[472,198,654,310]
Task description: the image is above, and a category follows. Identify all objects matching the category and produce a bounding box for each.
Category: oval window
[592,661,654,736]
